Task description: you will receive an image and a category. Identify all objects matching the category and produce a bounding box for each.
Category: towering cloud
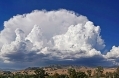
[25,25,46,50]
[53,21,104,51]
[0,9,118,68]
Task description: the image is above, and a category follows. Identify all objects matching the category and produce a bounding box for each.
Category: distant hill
[0,68,16,72]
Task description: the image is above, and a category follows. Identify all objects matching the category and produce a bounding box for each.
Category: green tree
[59,74,68,78]
[116,66,119,74]
[23,71,29,78]
[105,72,109,78]
[34,68,45,78]
[68,68,77,78]
[95,66,104,77]
[109,72,113,78]
[77,72,88,78]
[112,66,119,78]
[113,71,119,78]
[86,70,92,77]
[53,73,60,78]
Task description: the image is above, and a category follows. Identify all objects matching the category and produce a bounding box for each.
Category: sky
[0,0,119,69]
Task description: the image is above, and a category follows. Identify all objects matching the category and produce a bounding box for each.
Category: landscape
[0,65,119,78]
[0,0,119,78]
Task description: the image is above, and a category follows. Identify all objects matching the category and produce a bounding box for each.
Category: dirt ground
[11,66,116,76]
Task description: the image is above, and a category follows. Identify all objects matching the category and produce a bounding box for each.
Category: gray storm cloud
[0,9,118,67]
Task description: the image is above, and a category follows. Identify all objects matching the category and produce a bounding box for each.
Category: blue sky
[0,0,119,68]
[0,0,119,51]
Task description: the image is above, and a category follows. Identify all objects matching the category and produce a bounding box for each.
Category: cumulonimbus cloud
[0,9,118,68]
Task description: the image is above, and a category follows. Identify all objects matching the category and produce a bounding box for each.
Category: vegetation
[34,68,45,78]
[68,68,77,78]
[87,70,92,77]
[1,66,119,78]
[95,66,104,77]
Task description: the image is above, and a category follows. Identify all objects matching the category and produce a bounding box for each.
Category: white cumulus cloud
[105,46,119,65]
[53,21,104,51]
[0,9,118,68]
[106,46,119,59]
